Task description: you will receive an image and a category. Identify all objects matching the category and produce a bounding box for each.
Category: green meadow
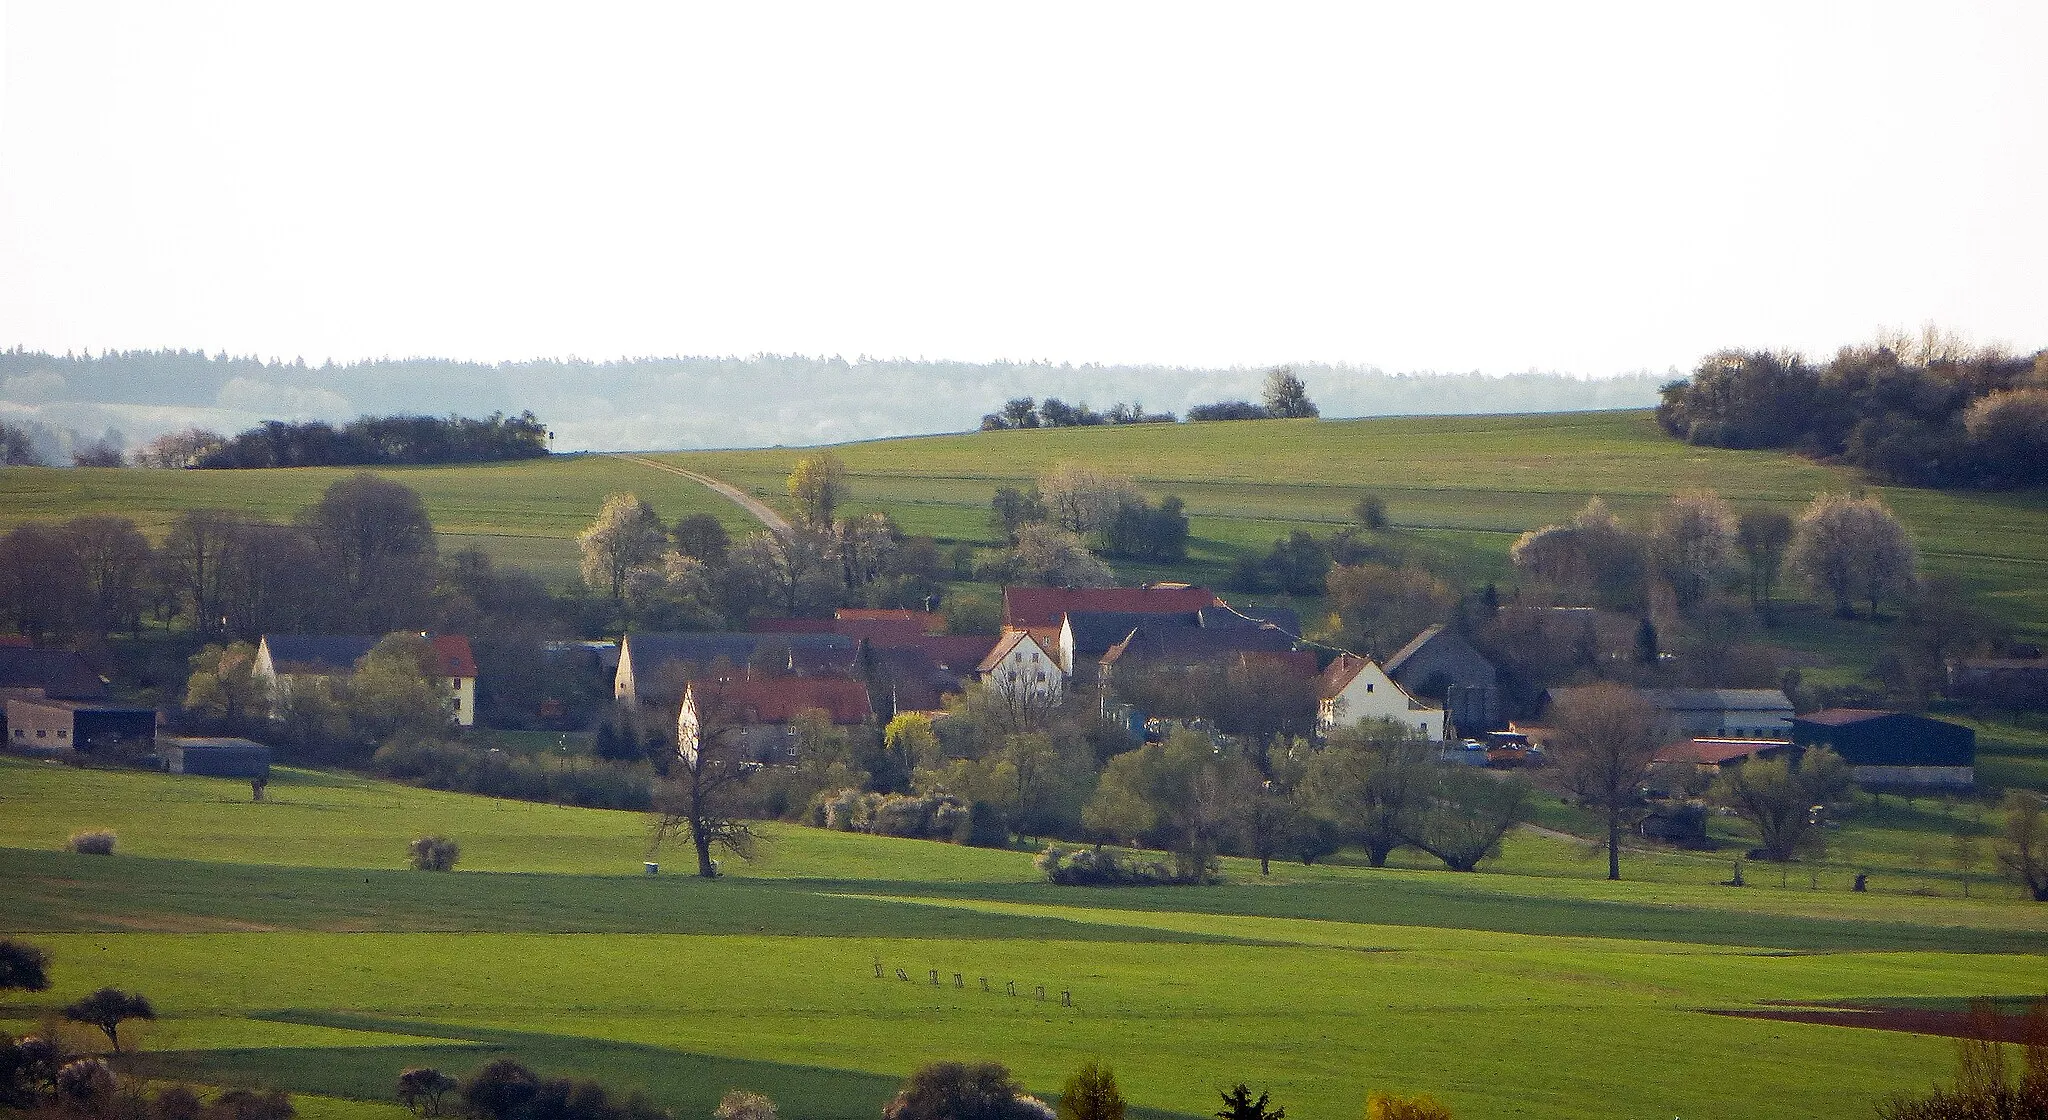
[0,455,755,586]
[654,411,2048,637]
[4,757,2046,1120]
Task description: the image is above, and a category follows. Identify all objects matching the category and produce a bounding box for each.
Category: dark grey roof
[0,648,107,700]
[623,632,857,676]
[262,635,381,674]
[1382,624,1447,676]
[1104,620,1296,665]
[1065,611,1199,654]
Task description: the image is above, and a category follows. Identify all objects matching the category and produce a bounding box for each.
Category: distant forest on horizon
[0,347,1667,456]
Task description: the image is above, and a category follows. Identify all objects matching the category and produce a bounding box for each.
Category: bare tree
[725,528,841,617]
[1998,793,2048,902]
[1262,367,1319,419]
[654,683,760,878]
[1735,508,1794,617]
[578,492,667,601]
[163,509,237,633]
[786,453,850,528]
[1708,747,1851,861]
[0,522,83,642]
[66,516,152,638]
[1410,767,1531,872]
[1546,683,1664,881]
[135,428,224,469]
[1001,523,1112,588]
[1299,721,1433,868]
[1038,463,1139,536]
[299,473,437,627]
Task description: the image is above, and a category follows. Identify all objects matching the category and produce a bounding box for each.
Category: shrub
[371,738,651,811]
[0,939,51,993]
[1036,846,1178,887]
[396,1068,459,1118]
[712,1090,778,1120]
[67,830,115,856]
[53,1058,114,1110]
[882,1061,1047,1120]
[408,836,459,872]
[1366,1091,1453,1120]
[210,1088,297,1120]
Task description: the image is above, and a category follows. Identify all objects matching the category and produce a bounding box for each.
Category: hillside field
[4,757,2047,1120]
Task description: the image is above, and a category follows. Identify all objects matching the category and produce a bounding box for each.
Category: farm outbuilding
[5,697,156,754]
[160,737,272,778]
[1791,709,1975,789]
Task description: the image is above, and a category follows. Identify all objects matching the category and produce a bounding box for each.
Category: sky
[1,2,2043,376]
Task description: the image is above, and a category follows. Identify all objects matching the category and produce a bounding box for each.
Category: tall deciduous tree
[0,523,82,643]
[163,508,238,633]
[786,453,850,528]
[1299,721,1433,868]
[655,683,761,878]
[66,516,153,638]
[671,512,730,565]
[578,493,667,602]
[1788,492,1918,618]
[1546,683,1664,881]
[1326,563,1455,659]
[1709,747,1852,861]
[1735,508,1794,616]
[299,473,436,628]
[1261,367,1318,419]
[61,987,154,1053]
[1651,489,1734,611]
[724,529,842,617]
[1038,464,1140,536]
[1998,792,2048,902]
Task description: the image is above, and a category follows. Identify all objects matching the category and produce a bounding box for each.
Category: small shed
[160,737,272,778]
[1792,709,1975,789]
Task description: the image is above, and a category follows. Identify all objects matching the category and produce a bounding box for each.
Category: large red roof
[690,676,873,725]
[1002,585,1218,630]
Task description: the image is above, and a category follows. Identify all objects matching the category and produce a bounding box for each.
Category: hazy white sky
[1,2,2042,375]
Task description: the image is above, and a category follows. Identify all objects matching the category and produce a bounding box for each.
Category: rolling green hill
[654,411,2048,636]
[4,758,2046,1120]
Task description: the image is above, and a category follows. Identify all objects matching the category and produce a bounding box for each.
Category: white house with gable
[975,630,1063,703]
[1317,652,1446,741]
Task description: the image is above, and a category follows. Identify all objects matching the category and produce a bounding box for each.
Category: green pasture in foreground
[0,456,755,585]
[4,760,2047,1120]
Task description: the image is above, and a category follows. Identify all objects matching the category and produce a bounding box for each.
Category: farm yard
[4,756,2047,1120]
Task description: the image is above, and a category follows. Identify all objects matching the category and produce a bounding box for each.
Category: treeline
[981,368,1321,431]
[986,463,1189,571]
[1657,329,2048,489]
[192,412,550,469]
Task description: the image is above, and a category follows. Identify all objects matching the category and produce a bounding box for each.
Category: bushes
[812,788,972,841]
[1036,845,1181,887]
[442,1059,670,1120]
[409,836,460,872]
[68,830,116,855]
[371,737,652,811]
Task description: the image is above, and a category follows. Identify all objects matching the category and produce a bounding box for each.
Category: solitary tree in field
[1056,1060,1126,1120]
[396,1068,458,1117]
[786,453,850,528]
[62,987,155,1052]
[579,493,667,602]
[1546,684,1664,881]
[1216,1083,1284,1120]
[0,938,51,996]
[1262,367,1318,419]
[1709,747,1851,861]
[1998,792,2048,901]
[654,683,760,878]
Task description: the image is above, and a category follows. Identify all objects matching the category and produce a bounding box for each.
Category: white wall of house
[1321,659,1446,741]
[983,633,1063,703]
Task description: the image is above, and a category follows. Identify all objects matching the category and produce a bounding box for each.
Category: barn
[1791,709,1976,789]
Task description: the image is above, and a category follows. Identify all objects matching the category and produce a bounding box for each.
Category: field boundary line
[623,456,792,536]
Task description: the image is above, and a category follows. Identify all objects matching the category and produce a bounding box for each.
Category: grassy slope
[0,456,757,585]
[656,410,2048,635]
[4,760,2046,1120]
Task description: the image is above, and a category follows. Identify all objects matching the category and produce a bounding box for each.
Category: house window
[786,743,799,760]
[36,730,46,738]
[1366,683,1374,693]
[1030,650,1039,663]
[57,730,67,739]
[11,729,20,738]
[451,698,461,712]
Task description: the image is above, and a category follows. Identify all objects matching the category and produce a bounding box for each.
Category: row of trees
[1657,330,2048,489]
[1511,490,1918,621]
[188,412,550,469]
[978,368,1321,432]
[979,397,1177,431]
[0,420,125,467]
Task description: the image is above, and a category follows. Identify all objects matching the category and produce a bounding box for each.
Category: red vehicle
[1484,730,1535,768]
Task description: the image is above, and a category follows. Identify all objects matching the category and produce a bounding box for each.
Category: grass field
[0,455,758,585]
[653,411,2048,639]
[4,757,2046,1120]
